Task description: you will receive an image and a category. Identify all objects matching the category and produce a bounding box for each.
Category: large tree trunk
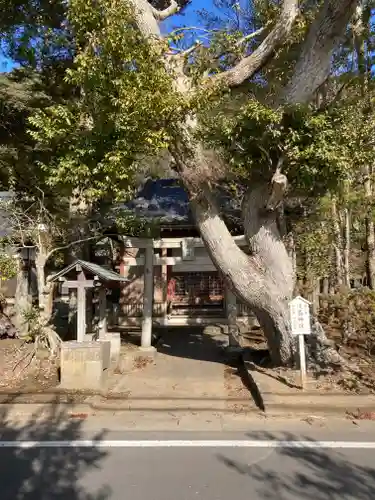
[14,257,31,335]
[172,135,295,365]
[130,0,359,366]
[35,252,54,321]
[192,193,295,366]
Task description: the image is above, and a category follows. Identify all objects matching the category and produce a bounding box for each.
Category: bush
[319,288,375,355]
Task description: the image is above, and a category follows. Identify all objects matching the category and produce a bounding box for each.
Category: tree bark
[331,197,343,289]
[364,167,375,288]
[354,4,375,289]
[242,182,295,299]
[283,0,359,104]
[14,257,31,335]
[191,191,295,366]
[343,208,350,288]
[129,0,358,366]
[172,133,295,365]
[35,252,54,320]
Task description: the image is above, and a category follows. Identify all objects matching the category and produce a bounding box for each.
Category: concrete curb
[88,398,260,413]
[0,396,373,418]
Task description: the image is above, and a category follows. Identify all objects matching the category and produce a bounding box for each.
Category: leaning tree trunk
[128,0,359,367]
[241,179,296,362]
[172,123,348,368]
[34,249,61,354]
[172,136,296,366]
[192,192,295,366]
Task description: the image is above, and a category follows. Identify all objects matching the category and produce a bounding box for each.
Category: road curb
[0,400,373,419]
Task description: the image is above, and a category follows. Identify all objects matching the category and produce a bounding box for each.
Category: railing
[119,301,254,318]
[120,302,164,318]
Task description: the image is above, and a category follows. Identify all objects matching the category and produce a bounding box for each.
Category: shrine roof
[48,259,128,283]
[114,179,242,225]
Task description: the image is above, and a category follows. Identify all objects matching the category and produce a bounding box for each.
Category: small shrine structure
[49,260,129,343]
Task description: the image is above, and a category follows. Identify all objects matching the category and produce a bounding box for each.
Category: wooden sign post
[289,296,311,390]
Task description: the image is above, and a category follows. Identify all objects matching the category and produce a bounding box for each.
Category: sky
[163,0,215,31]
[0,0,217,72]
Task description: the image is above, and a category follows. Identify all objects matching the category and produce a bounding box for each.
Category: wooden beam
[122,256,221,267]
[121,235,247,249]
[61,280,95,289]
[116,315,258,328]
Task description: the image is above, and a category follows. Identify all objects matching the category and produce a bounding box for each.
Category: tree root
[36,324,62,356]
[306,318,361,374]
[13,319,62,373]
[13,341,36,373]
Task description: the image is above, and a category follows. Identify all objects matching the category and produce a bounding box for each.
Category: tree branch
[152,0,180,20]
[128,0,162,39]
[177,41,202,57]
[170,27,219,35]
[204,26,268,72]
[234,27,267,48]
[207,0,299,88]
[283,0,359,104]
[320,78,354,110]
[45,234,117,263]
[266,158,288,211]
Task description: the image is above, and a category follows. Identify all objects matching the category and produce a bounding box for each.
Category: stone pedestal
[99,339,111,370]
[138,345,157,358]
[60,341,108,390]
[98,333,121,366]
[117,345,157,373]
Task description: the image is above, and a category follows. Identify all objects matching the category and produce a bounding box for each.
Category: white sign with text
[289,296,311,336]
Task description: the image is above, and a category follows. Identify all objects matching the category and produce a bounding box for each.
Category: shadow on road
[0,400,110,500]
[217,431,375,500]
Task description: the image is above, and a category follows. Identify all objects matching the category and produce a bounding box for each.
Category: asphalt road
[0,424,375,500]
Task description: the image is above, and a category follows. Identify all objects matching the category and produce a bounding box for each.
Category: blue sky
[0,0,216,72]
[0,56,16,71]
[163,0,215,30]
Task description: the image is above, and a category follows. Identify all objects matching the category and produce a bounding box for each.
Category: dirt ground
[241,329,375,395]
[0,324,374,397]
[0,339,60,393]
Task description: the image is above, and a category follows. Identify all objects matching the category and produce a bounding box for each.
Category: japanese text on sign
[289,296,311,335]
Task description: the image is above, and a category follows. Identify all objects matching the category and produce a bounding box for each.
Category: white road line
[0,440,374,449]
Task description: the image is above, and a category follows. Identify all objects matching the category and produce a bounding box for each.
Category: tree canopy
[0,0,372,203]
[1,0,375,366]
